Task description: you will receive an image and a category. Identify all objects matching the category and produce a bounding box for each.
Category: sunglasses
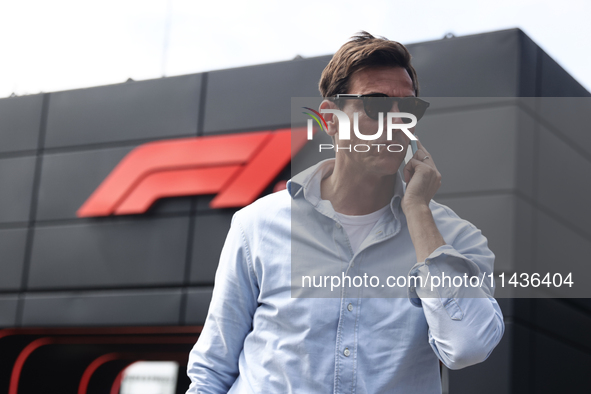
[334,94,430,123]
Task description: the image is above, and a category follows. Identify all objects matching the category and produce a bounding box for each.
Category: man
[187,32,504,393]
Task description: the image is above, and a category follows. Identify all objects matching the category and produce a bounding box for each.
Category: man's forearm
[404,203,446,262]
[405,209,505,370]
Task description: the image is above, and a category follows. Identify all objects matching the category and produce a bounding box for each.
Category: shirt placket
[332,217,400,394]
[312,194,401,394]
[333,220,359,394]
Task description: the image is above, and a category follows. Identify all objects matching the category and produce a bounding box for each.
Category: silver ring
[422,156,430,161]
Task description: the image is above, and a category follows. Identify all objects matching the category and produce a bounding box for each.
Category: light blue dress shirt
[187,159,505,394]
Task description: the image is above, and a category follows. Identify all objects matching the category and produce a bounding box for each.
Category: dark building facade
[0,28,590,393]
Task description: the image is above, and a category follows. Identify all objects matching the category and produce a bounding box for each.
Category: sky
[1,0,590,98]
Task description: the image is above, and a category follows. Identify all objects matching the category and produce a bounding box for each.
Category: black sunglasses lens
[400,98,428,123]
[362,97,391,120]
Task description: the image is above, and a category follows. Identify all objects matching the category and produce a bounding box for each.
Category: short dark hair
[319,31,419,98]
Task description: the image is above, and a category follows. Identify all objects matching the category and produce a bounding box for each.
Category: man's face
[331,66,416,177]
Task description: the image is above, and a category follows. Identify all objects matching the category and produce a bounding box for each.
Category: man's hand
[401,140,445,262]
[401,140,442,213]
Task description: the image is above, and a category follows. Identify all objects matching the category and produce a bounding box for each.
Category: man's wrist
[403,202,445,262]
[401,201,431,217]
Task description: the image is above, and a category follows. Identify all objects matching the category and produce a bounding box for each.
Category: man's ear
[319,99,339,139]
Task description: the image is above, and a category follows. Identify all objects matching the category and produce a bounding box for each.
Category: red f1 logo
[77,127,309,217]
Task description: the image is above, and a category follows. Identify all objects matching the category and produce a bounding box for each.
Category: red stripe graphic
[77,127,308,217]
[78,353,122,394]
[9,338,55,394]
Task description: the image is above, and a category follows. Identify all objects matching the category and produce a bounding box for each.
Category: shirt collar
[287,158,406,218]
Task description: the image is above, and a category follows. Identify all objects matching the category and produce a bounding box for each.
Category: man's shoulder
[234,189,291,228]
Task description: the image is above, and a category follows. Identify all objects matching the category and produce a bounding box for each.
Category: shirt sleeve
[186,212,260,393]
[406,224,505,370]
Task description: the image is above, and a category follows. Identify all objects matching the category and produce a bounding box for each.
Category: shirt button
[344,348,351,357]
[335,223,342,229]
[347,303,353,312]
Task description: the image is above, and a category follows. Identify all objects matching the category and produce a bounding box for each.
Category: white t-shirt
[334,204,391,255]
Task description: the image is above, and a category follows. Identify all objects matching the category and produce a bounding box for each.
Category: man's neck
[320,159,396,216]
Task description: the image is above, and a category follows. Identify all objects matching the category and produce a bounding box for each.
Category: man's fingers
[415,142,434,161]
[412,143,436,169]
[412,149,431,165]
[403,158,422,183]
[415,139,430,156]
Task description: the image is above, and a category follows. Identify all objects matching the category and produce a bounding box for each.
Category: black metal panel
[0,156,36,224]
[533,332,591,393]
[0,228,27,291]
[35,146,193,222]
[189,211,235,285]
[0,295,18,327]
[534,298,591,350]
[18,344,106,394]
[184,287,213,325]
[448,322,512,393]
[515,107,537,198]
[0,95,43,154]
[203,56,331,134]
[517,30,538,97]
[539,51,591,97]
[36,146,133,221]
[407,29,520,97]
[44,74,202,148]
[511,322,533,393]
[565,299,591,315]
[537,126,591,231]
[21,289,183,326]
[500,298,534,322]
[27,217,189,290]
[418,105,523,195]
[536,212,591,298]
[537,98,591,159]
